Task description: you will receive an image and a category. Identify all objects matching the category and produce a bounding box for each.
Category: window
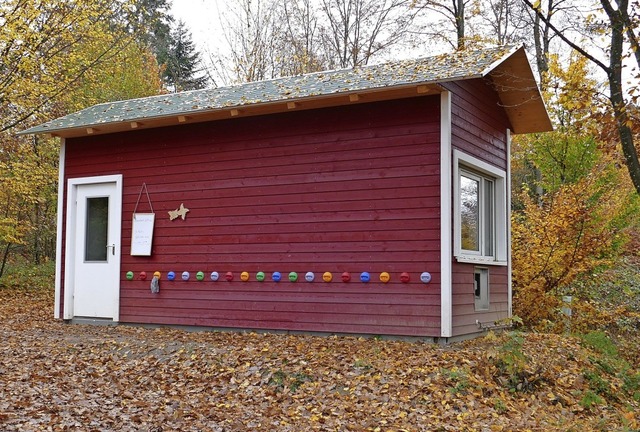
[85,197,109,262]
[460,170,494,256]
[454,150,507,265]
[474,267,490,310]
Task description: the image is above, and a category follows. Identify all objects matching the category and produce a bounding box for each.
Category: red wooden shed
[21,45,552,341]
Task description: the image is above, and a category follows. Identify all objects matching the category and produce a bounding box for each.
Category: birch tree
[208,0,283,84]
[317,0,426,68]
[478,0,531,46]
[280,0,326,75]
[210,0,426,84]
[422,0,475,49]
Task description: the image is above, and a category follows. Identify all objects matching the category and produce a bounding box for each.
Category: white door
[70,181,121,319]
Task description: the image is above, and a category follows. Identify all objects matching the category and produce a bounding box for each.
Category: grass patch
[492,331,544,392]
[0,259,55,291]
[580,390,604,410]
[353,359,373,371]
[581,331,619,358]
[583,370,612,397]
[580,331,640,402]
[493,397,508,414]
[622,372,640,401]
[566,256,640,365]
[267,368,313,393]
[441,367,470,395]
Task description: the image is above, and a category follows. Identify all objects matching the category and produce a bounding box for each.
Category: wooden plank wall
[63,96,443,337]
[446,78,512,337]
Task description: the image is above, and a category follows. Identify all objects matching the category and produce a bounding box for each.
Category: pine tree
[163,20,208,92]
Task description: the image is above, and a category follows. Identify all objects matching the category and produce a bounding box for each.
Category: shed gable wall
[445,79,512,337]
[63,96,443,337]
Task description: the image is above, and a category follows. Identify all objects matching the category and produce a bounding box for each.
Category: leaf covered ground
[0,287,638,432]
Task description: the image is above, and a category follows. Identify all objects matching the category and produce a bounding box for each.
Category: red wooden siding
[447,78,510,169]
[63,96,443,337]
[445,78,512,337]
[451,266,510,336]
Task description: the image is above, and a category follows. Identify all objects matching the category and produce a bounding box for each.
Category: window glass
[85,197,109,262]
[460,173,479,252]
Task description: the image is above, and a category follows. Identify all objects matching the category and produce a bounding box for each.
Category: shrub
[512,158,638,330]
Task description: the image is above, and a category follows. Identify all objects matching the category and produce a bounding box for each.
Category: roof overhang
[484,46,553,134]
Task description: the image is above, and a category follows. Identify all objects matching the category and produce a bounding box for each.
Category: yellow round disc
[379,271,390,283]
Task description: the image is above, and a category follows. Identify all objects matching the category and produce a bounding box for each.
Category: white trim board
[506,129,513,317]
[54,139,66,320]
[440,91,453,338]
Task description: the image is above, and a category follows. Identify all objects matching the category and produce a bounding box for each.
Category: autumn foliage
[0,0,163,275]
[510,54,640,331]
[511,161,637,329]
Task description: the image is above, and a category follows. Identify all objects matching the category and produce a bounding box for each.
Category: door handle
[106,244,116,256]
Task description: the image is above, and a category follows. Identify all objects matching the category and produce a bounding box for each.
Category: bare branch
[521,0,611,73]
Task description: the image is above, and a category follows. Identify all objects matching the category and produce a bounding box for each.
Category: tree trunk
[524,0,640,195]
[604,0,640,194]
[532,1,551,83]
[0,243,11,279]
[455,0,465,49]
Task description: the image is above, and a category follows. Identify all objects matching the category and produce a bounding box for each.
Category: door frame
[63,174,123,321]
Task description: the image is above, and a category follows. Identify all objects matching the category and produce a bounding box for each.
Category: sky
[170,0,638,93]
[170,0,221,57]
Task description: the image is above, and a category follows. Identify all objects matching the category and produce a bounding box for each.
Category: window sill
[455,256,508,266]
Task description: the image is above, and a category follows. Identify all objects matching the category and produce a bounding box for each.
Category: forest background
[1,0,639,340]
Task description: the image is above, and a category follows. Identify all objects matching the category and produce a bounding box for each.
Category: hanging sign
[131,213,155,256]
[131,183,155,256]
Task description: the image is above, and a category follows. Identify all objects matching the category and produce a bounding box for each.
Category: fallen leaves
[0,287,638,431]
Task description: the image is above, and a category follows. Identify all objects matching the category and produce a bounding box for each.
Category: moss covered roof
[20,45,551,137]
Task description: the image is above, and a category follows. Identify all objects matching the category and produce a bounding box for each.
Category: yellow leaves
[0,217,29,245]
[0,1,162,265]
[66,42,162,113]
[2,284,639,430]
[542,52,601,133]
[512,145,638,329]
[1,0,155,133]
[622,411,638,429]
[309,413,322,422]
[0,133,58,249]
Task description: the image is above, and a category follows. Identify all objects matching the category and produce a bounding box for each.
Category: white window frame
[453,150,507,265]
